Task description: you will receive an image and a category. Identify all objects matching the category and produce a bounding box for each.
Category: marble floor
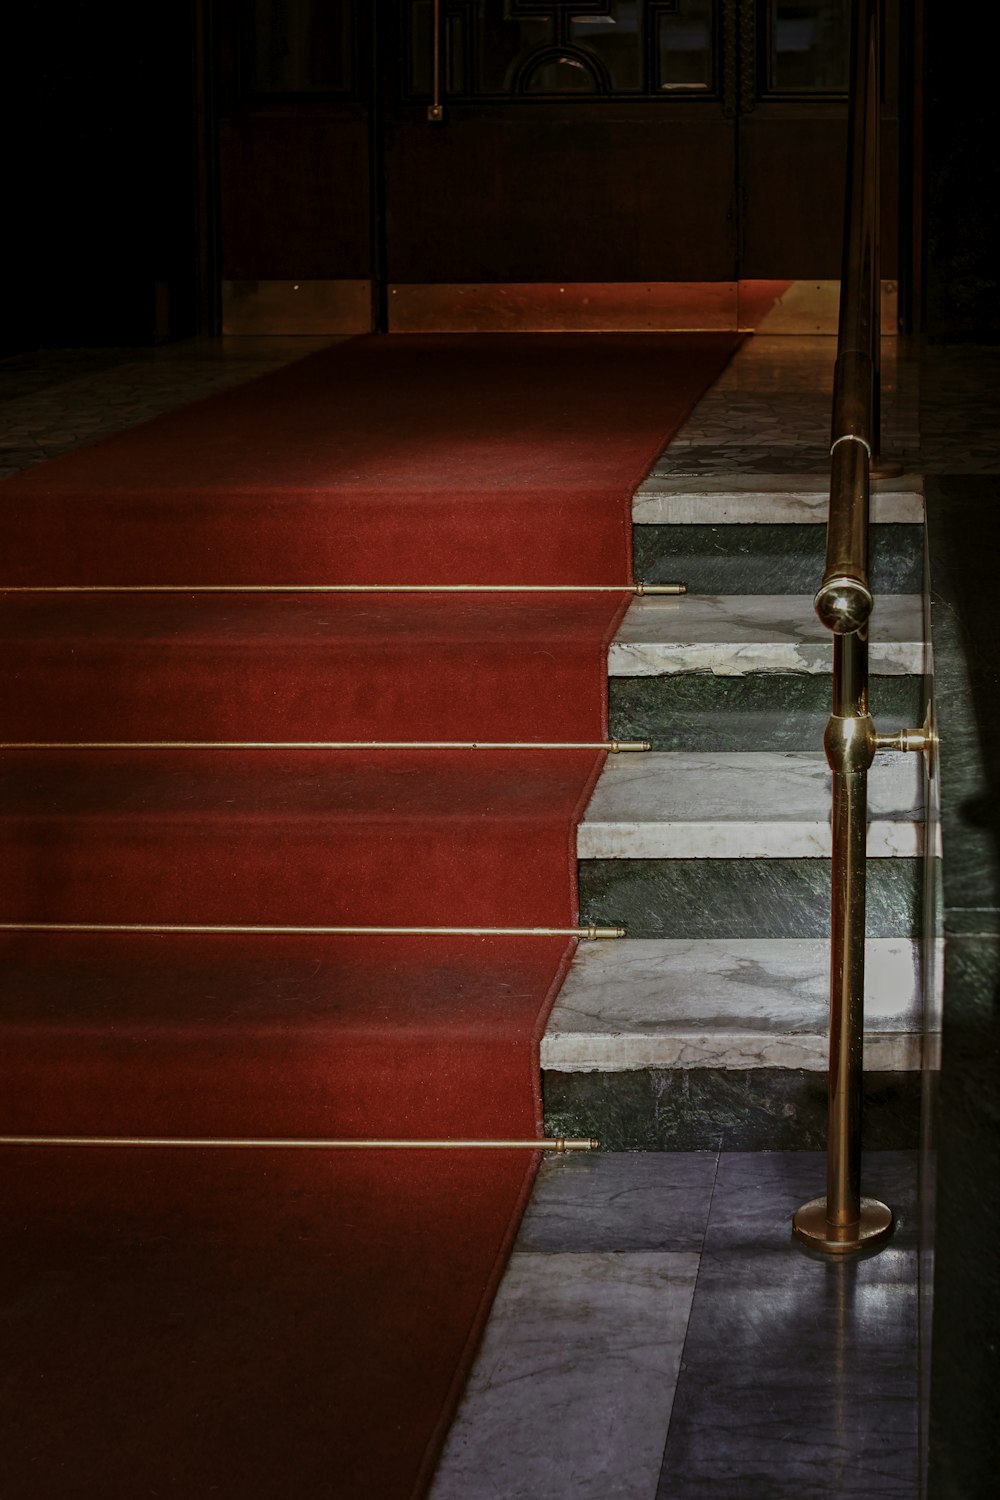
[430,1149,920,1500]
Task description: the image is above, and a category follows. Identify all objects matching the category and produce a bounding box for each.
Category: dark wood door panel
[385,108,736,282]
[210,1,910,319]
[220,109,371,279]
[741,114,846,279]
[740,113,897,279]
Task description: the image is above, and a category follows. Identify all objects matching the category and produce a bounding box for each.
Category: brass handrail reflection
[793,0,925,1257]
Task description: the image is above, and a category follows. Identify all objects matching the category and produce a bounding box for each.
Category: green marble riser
[610,673,925,752]
[543,1068,921,1151]
[580,858,922,939]
[633,524,924,594]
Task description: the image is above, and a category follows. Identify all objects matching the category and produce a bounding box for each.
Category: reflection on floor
[432,1151,919,1500]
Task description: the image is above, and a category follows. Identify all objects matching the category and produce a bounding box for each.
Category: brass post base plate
[792,1196,894,1255]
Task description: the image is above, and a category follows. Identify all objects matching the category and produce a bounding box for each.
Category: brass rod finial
[814,576,874,635]
[610,740,653,753]
[636,582,687,596]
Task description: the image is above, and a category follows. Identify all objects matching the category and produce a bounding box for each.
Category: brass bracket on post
[874,706,937,773]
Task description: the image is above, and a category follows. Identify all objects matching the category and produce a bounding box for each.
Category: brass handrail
[793,0,926,1256]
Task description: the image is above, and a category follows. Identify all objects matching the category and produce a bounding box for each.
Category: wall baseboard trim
[222,280,371,335]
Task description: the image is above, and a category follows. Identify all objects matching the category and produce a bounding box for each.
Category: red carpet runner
[0,334,738,1497]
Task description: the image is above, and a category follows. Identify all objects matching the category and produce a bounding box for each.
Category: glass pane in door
[767,0,850,95]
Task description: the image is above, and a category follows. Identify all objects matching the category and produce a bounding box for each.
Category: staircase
[426,332,930,1498]
[544,346,927,1153]
[0,332,929,1498]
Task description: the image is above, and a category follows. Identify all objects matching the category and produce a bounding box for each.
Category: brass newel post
[793,629,893,1254]
[792,0,898,1258]
[794,0,927,1255]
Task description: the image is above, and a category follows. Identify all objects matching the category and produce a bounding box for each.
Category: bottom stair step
[543,1066,923,1152]
[542,937,930,1152]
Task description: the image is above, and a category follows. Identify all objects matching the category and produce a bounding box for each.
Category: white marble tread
[428,1250,698,1500]
[541,937,927,1072]
[577,750,924,859]
[609,594,924,677]
[632,479,924,525]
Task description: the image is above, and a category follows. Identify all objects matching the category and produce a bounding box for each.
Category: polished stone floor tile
[429,1251,699,1500]
[516,1150,718,1253]
[656,1151,919,1499]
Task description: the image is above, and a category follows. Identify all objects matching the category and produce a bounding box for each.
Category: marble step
[577,751,924,860]
[631,476,924,525]
[609,671,924,753]
[579,856,922,941]
[608,595,924,678]
[542,937,923,1073]
[633,522,923,595]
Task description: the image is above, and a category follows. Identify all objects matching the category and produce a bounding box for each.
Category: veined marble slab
[577,750,924,859]
[632,479,924,525]
[428,1250,698,1500]
[655,1153,919,1500]
[542,937,928,1072]
[517,1153,719,1253]
[608,595,924,677]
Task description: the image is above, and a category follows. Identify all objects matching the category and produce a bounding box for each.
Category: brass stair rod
[0,582,686,595]
[0,1135,600,1153]
[0,921,626,939]
[0,740,653,753]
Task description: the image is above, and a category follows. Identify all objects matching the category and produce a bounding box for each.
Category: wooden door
[213,0,904,333]
[739,0,899,278]
[216,0,376,334]
[383,0,738,328]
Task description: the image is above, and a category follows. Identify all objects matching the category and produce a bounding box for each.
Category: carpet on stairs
[0,332,739,1498]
